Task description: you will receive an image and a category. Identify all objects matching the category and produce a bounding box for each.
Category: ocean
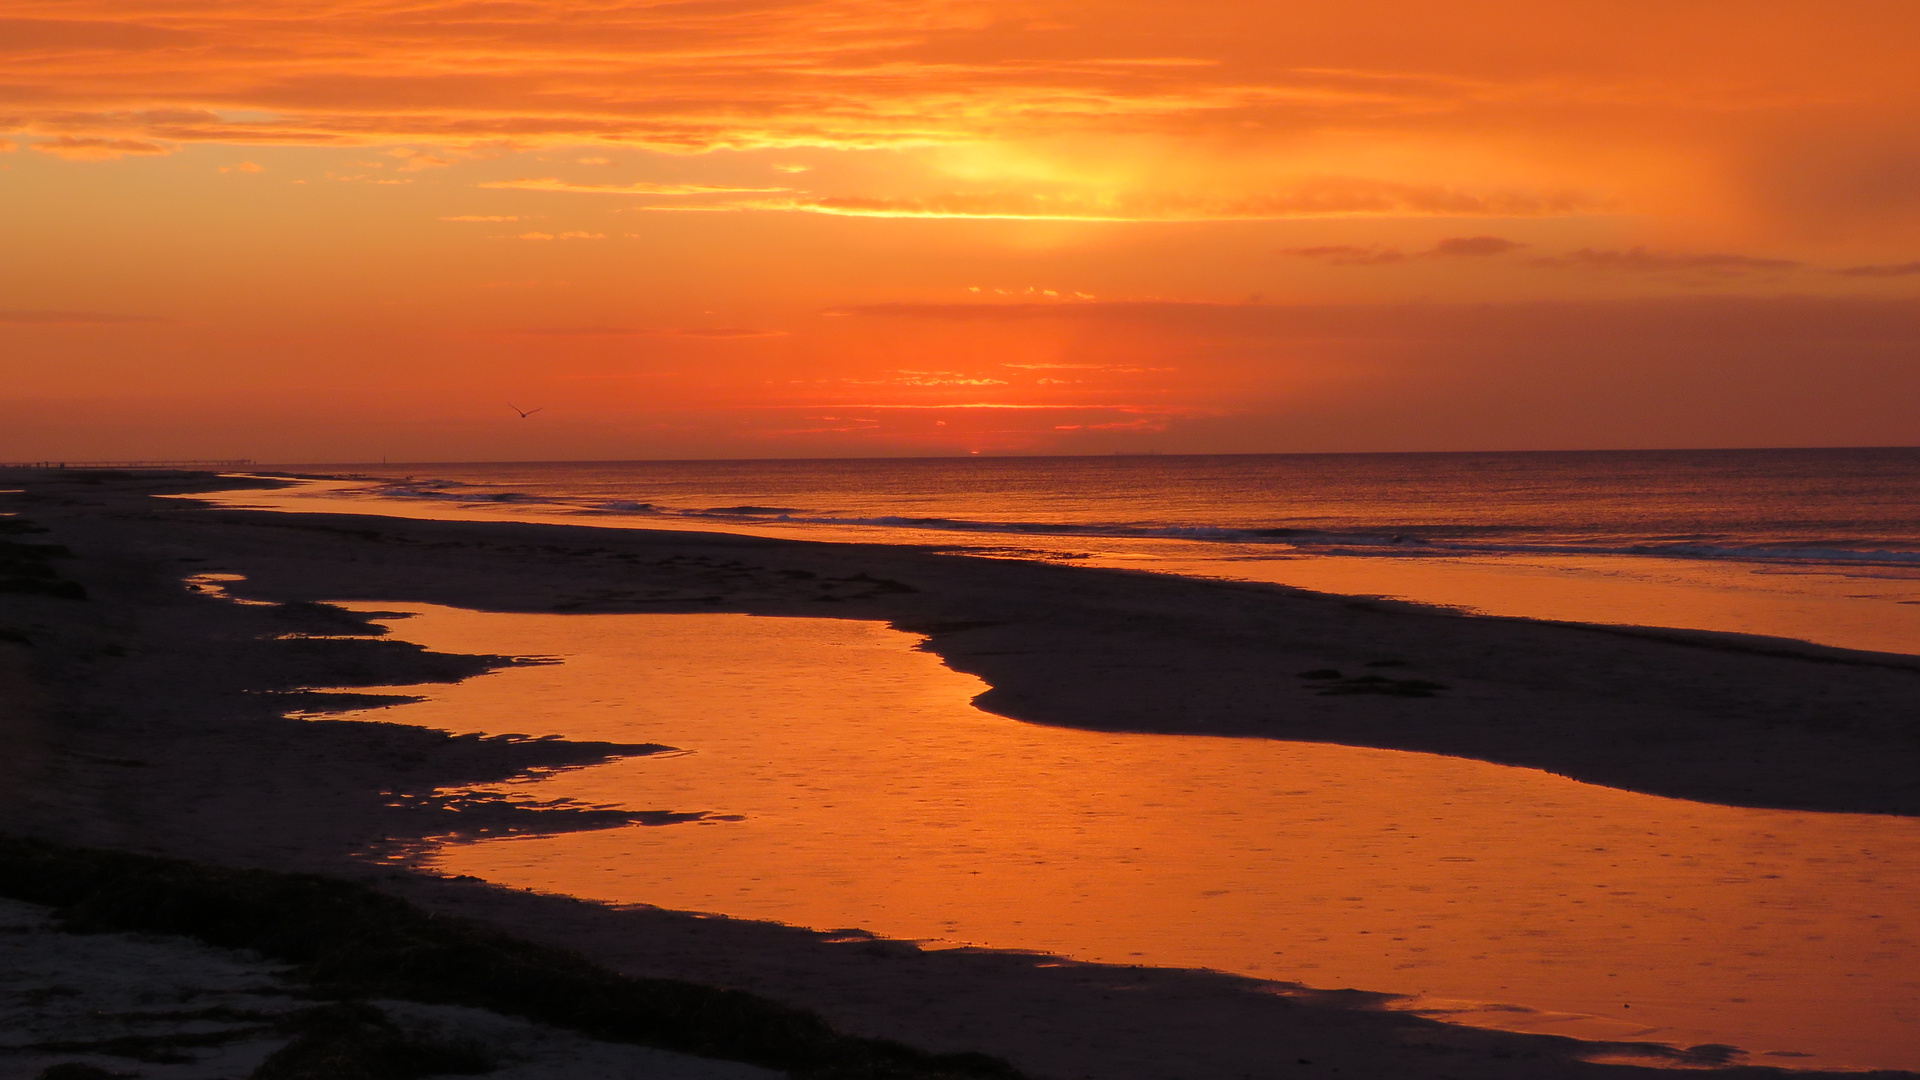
[231,446,1920,654]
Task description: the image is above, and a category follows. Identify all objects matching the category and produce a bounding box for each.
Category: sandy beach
[5,469,1919,1080]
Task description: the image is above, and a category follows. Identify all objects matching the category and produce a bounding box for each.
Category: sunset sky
[4,0,1919,461]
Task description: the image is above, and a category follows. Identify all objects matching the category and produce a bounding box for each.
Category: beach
[4,468,1919,1079]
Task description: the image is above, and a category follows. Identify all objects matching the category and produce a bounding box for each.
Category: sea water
[327,605,1920,1070]
[224,447,1920,654]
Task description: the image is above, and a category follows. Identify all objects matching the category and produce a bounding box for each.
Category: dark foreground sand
[4,470,1919,1080]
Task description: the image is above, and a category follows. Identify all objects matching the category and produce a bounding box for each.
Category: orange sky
[3,0,1919,461]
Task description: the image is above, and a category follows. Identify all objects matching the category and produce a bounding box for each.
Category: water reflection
[323,605,1920,1070]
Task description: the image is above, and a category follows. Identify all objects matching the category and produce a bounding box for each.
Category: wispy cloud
[1006,362,1144,370]
[890,370,1008,386]
[0,309,164,324]
[1055,418,1171,433]
[1278,244,1406,265]
[751,402,1177,411]
[1429,236,1526,257]
[1280,236,1526,264]
[0,0,1914,252]
[501,326,788,338]
[1532,247,1800,274]
[0,7,1491,154]
[754,183,1594,222]
[384,147,457,171]
[31,136,172,160]
[1835,261,1920,278]
[479,178,790,197]
[826,296,1920,342]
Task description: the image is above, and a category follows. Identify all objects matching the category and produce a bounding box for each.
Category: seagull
[508,402,544,419]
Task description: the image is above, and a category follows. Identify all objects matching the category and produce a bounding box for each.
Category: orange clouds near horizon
[3,1,1919,461]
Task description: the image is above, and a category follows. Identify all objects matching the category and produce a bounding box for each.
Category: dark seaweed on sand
[0,835,1025,1080]
[1315,675,1449,697]
[1295,669,1449,697]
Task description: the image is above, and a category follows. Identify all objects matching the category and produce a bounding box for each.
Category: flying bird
[508,402,544,418]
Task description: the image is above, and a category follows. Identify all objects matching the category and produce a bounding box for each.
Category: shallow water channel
[327,605,1920,1070]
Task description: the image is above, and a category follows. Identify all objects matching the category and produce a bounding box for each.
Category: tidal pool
[328,605,1920,1070]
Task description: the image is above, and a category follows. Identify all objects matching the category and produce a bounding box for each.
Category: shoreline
[198,471,1920,659]
[164,481,1920,817]
[5,470,1919,1078]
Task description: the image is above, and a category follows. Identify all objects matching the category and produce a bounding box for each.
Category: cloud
[1835,261,1920,278]
[1280,235,1525,264]
[1429,235,1526,257]
[217,160,262,173]
[1533,247,1801,274]
[11,2,1917,248]
[828,296,1920,343]
[503,326,788,338]
[513,231,603,240]
[890,370,1008,386]
[384,147,456,171]
[0,8,1479,154]
[3,3,1917,247]
[0,309,163,325]
[440,215,519,222]
[763,180,1595,222]
[0,17,198,53]
[0,139,15,152]
[1055,418,1170,433]
[31,136,172,160]
[480,178,790,197]
[1278,245,1406,265]
[752,402,1180,411]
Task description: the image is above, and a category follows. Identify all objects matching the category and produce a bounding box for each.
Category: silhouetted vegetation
[0,835,1026,1080]
[253,1003,494,1080]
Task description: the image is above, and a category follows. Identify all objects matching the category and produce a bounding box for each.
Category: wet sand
[5,469,1920,1079]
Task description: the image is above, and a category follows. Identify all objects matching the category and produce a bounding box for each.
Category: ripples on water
[302,447,1920,560]
[325,606,1920,1071]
